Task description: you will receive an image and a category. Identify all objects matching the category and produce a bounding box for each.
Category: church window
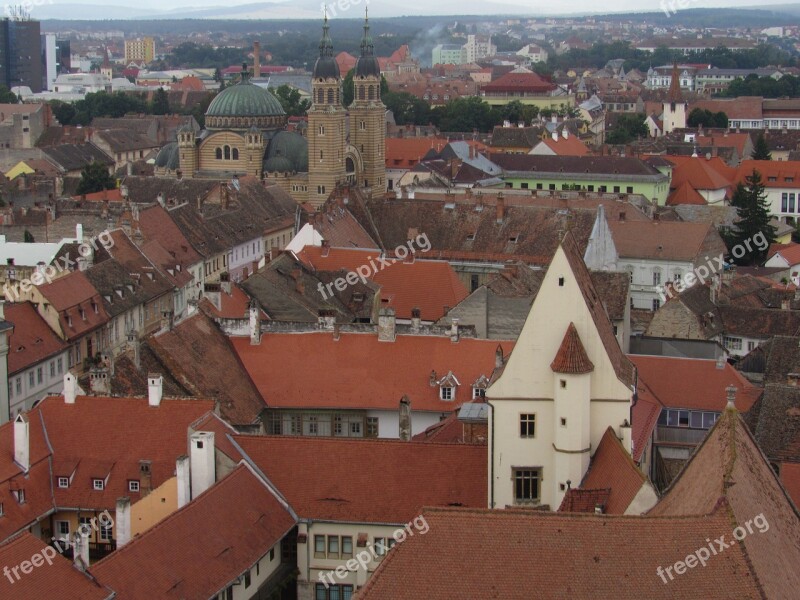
[358,86,365,100]
[320,150,323,160]
[317,88,324,104]
[368,85,375,100]
[327,89,334,104]
[224,145,231,160]
[215,147,222,160]
[232,148,239,160]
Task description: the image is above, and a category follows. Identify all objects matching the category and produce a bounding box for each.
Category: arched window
[215,147,222,160]
[327,89,334,104]
[336,89,340,103]
[320,150,323,160]
[224,145,231,160]
[317,88,324,104]
[368,85,375,100]
[232,148,239,160]
[358,86,365,101]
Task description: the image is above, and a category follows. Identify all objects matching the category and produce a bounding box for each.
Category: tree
[606,113,648,145]
[382,91,431,126]
[23,230,34,243]
[151,87,170,115]
[76,162,116,195]
[687,108,728,128]
[725,170,776,265]
[270,84,311,117]
[0,86,18,103]
[752,133,772,160]
[50,100,76,126]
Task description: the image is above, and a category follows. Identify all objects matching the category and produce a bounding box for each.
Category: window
[328,535,339,558]
[626,186,633,193]
[366,417,379,438]
[57,521,70,536]
[723,336,742,351]
[58,477,69,488]
[269,547,275,560]
[652,299,661,311]
[316,584,354,600]
[652,270,661,286]
[224,145,231,160]
[472,387,485,399]
[315,535,325,557]
[613,186,620,193]
[100,522,112,541]
[342,536,353,557]
[374,537,396,556]
[558,276,565,287]
[36,367,43,384]
[520,414,536,438]
[440,386,454,400]
[15,377,21,395]
[128,480,140,493]
[232,148,239,160]
[782,193,789,212]
[349,421,361,436]
[93,479,104,491]
[513,468,541,504]
[29,371,34,388]
[244,570,251,588]
[50,361,55,378]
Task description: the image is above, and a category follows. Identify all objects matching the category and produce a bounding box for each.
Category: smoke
[409,23,446,68]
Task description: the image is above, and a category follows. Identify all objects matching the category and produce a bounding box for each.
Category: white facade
[662,100,687,135]
[43,34,58,92]
[8,348,70,420]
[623,257,695,311]
[487,241,633,510]
[52,73,111,94]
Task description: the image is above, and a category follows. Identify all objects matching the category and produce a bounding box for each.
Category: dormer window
[58,477,69,488]
[440,386,454,400]
[12,489,25,503]
[80,308,86,320]
[93,479,105,491]
[128,480,140,493]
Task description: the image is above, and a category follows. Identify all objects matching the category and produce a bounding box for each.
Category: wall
[8,349,69,420]
[130,476,178,537]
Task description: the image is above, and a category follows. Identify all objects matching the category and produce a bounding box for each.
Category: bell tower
[308,13,347,208]
[177,124,197,178]
[349,8,386,199]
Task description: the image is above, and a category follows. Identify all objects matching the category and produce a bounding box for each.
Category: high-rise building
[124,37,155,64]
[0,18,43,93]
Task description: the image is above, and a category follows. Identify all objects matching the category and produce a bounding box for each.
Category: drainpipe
[487,400,496,509]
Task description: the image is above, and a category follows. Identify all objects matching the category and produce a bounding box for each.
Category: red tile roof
[233,332,511,412]
[38,394,215,511]
[666,180,707,206]
[579,427,647,514]
[357,506,761,599]
[482,70,556,94]
[70,188,125,202]
[0,533,114,599]
[557,487,610,513]
[235,436,486,523]
[136,204,203,271]
[666,155,735,191]
[385,137,447,169]
[198,283,255,319]
[295,246,469,321]
[780,462,800,509]
[5,302,68,375]
[630,385,662,463]
[550,322,594,374]
[540,135,589,156]
[35,271,109,341]
[737,159,800,189]
[608,220,720,262]
[630,355,761,412]
[90,465,296,600]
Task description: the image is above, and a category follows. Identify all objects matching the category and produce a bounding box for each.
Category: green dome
[206,81,286,119]
[264,130,308,173]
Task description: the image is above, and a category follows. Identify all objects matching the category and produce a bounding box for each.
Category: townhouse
[735,159,800,223]
[89,129,161,171]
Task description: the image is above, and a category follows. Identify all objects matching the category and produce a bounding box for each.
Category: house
[231,312,512,439]
[5,302,69,419]
[530,131,589,156]
[89,129,160,171]
[487,232,636,510]
[0,103,49,148]
[583,205,727,311]
[765,243,800,282]
[480,69,572,111]
[735,159,800,223]
[234,434,486,599]
[40,143,114,179]
[384,137,448,192]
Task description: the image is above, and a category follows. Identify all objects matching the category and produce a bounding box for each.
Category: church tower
[308,14,347,207]
[662,62,687,135]
[349,9,386,199]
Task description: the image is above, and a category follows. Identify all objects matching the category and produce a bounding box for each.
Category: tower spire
[319,10,334,58]
[360,7,374,57]
[668,61,682,103]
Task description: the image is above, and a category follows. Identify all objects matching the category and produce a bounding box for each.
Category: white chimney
[176,455,190,509]
[115,497,131,548]
[190,431,215,499]
[148,374,163,407]
[14,413,29,472]
[249,299,261,345]
[563,129,569,139]
[72,530,90,570]
[552,130,558,142]
[76,223,84,243]
[450,318,459,343]
[377,308,396,342]
[64,371,78,404]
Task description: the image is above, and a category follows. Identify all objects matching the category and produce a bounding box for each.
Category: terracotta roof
[136,204,203,271]
[235,436,486,523]
[5,302,68,375]
[295,246,468,321]
[780,462,800,509]
[666,180,707,206]
[692,96,763,120]
[608,220,723,262]
[39,394,215,511]
[232,332,512,412]
[312,201,379,249]
[578,427,647,514]
[540,135,589,156]
[0,533,114,599]
[385,137,448,169]
[90,465,296,600]
[482,70,556,93]
[35,270,110,341]
[198,283,254,319]
[550,322,594,374]
[357,506,761,599]
[649,409,800,600]
[70,187,125,202]
[491,154,666,179]
[749,383,800,462]
[737,159,800,189]
[145,312,265,425]
[631,355,761,412]
[631,381,664,462]
[557,487,610,513]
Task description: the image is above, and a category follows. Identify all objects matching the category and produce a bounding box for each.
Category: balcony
[655,426,708,446]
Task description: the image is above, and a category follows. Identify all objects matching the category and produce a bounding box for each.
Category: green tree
[687,108,728,128]
[151,87,170,115]
[725,170,776,265]
[270,84,311,117]
[76,162,116,195]
[23,230,34,243]
[752,133,772,160]
[382,91,431,126]
[50,100,77,126]
[0,86,18,103]
[606,113,648,145]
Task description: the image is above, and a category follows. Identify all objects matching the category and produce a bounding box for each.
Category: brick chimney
[378,307,396,342]
[496,194,505,223]
[253,41,261,78]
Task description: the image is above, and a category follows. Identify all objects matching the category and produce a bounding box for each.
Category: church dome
[354,12,380,79]
[313,15,340,80]
[206,80,285,119]
[264,130,308,173]
[154,142,179,170]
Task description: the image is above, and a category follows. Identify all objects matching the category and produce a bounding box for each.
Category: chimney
[72,529,90,570]
[450,318,459,342]
[563,128,569,139]
[552,130,558,142]
[398,396,411,441]
[249,298,261,345]
[76,223,84,243]
[220,271,232,295]
[496,194,505,224]
[14,414,29,472]
[115,497,131,548]
[495,344,504,369]
[139,460,152,495]
[64,372,78,404]
[190,431,215,499]
[725,385,737,410]
[716,355,726,370]
[89,367,110,395]
[148,374,163,406]
[157,192,165,208]
[411,307,421,332]
[788,373,800,387]
[782,298,791,311]
[318,309,336,330]
[253,41,261,79]
[378,307,396,342]
[176,455,190,509]
[161,310,174,332]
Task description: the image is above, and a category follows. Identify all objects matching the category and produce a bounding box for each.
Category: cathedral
[154,14,386,207]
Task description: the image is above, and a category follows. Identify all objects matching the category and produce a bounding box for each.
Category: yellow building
[124,37,155,64]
